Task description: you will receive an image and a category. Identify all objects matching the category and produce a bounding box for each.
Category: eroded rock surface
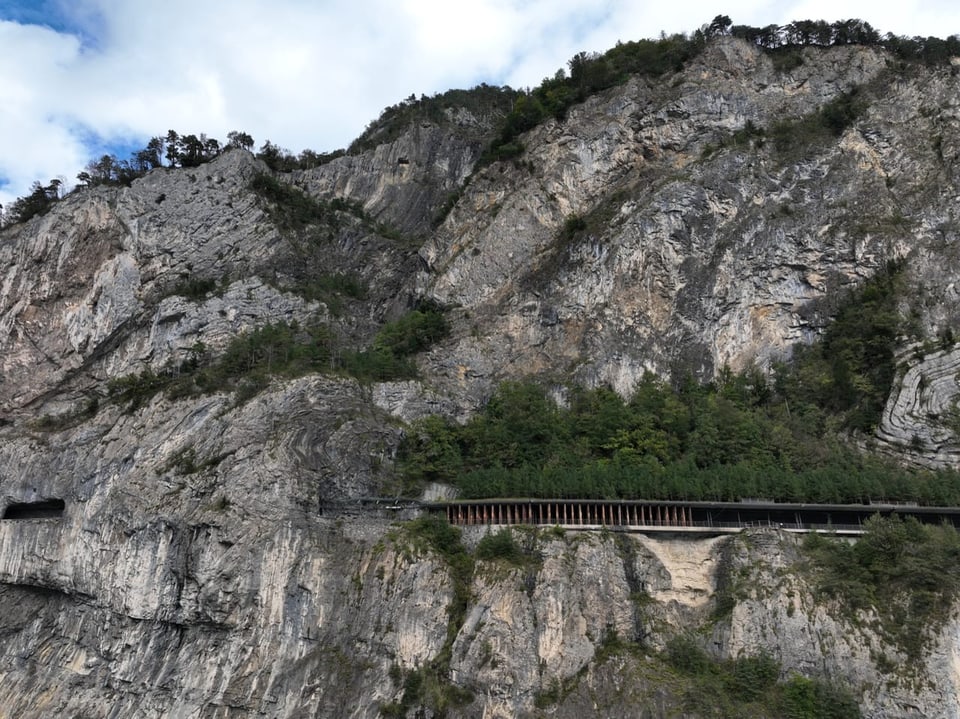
[3,35,960,717]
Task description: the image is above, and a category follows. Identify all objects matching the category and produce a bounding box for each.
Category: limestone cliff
[2,35,960,717]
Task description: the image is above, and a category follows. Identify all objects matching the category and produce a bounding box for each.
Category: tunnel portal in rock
[2,499,65,520]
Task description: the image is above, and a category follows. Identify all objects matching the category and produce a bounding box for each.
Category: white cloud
[2,0,959,208]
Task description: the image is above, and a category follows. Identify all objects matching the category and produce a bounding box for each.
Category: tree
[256,140,297,171]
[706,15,732,38]
[226,130,255,151]
[4,180,60,224]
[203,135,221,159]
[84,155,120,184]
[45,177,63,200]
[831,18,876,45]
[567,51,589,88]
[178,134,205,167]
[372,308,448,357]
[165,130,181,167]
[401,415,464,483]
[133,136,164,171]
[758,24,783,48]
[731,24,764,45]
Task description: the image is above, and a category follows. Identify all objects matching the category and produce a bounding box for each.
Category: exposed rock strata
[876,346,960,467]
[2,35,960,718]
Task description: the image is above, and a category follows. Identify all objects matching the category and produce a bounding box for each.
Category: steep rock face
[0,148,425,419]
[3,35,960,718]
[714,531,960,718]
[0,150,277,413]
[0,526,453,718]
[418,39,960,403]
[0,375,426,716]
[298,119,488,238]
[3,522,956,718]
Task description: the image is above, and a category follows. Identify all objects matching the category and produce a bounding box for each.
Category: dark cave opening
[2,499,65,520]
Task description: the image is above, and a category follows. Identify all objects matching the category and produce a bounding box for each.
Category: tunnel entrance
[2,499,65,520]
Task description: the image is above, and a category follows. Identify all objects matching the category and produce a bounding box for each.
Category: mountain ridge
[2,31,960,717]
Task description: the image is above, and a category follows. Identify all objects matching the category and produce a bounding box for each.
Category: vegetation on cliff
[397,262,960,503]
[478,16,960,166]
[803,515,960,661]
[660,636,860,718]
[6,15,957,230]
[106,301,449,410]
[398,372,960,504]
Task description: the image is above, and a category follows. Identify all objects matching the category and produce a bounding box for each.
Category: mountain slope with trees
[3,17,960,718]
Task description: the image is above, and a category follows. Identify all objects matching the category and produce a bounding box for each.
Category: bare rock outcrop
[4,35,960,718]
[876,347,960,467]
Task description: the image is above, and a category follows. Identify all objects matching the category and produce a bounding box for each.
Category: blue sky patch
[0,0,105,49]
[69,124,151,168]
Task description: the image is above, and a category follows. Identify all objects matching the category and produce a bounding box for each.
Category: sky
[2,0,960,209]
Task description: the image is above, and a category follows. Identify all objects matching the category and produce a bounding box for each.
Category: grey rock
[2,36,960,718]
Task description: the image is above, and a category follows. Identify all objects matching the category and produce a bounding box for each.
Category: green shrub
[660,638,860,717]
[108,302,449,408]
[29,396,99,431]
[282,273,367,315]
[559,214,587,241]
[167,276,218,301]
[107,368,175,411]
[350,85,520,155]
[770,89,868,156]
[724,652,780,701]
[374,305,449,357]
[337,348,418,382]
[250,172,335,233]
[664,635,712,675]
[479,32,704,166]
[404,515,464,559]
[336,303,449,382]
[779,675,860,719]
[475,529,524,564]
[108,321,334,408]
[802,515,960,660]
[771,48,805,72]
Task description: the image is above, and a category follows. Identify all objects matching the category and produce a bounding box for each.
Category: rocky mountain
[2,34,960,717]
